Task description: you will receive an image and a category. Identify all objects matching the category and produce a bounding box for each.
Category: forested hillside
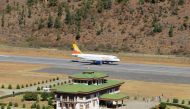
[0,0,190,55]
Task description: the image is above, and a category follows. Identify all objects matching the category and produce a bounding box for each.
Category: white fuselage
[72,54,120,63]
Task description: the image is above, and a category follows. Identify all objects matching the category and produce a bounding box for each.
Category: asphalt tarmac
[0,55,190,84]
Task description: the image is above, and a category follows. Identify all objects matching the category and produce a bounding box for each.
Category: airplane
[71,43,120,65]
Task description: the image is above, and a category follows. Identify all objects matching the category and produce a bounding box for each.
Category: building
[53,71,126,109]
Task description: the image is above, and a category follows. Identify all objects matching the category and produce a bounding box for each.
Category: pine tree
[169,25,173,37]
[54,16,61,28]
[28,7,32,18]
[47,14,53,28]
[6,4,12,13]
[49,0,57,6]
[57,4,63,17]
[65,8,72,25]
[1,12,5,27]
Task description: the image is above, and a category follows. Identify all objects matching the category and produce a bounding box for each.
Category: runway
[0,55,190,84]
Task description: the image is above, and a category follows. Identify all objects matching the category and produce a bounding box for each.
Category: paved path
[0,55,190,84]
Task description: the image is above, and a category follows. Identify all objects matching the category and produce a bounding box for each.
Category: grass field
[0,62,66,88]
[167,106,184,109]
[0,94,48,108]
[0,45,190,67]
[0,62,190,99]
[121,80,190,99]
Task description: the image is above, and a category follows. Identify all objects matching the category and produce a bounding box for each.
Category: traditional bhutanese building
[53,71,127,109]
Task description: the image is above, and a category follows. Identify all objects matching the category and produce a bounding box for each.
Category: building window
[86,103,89,109]
[80,104,83,109]
[93,100,96,107]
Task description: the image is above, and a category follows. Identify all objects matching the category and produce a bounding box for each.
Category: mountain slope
[0,0,190,55]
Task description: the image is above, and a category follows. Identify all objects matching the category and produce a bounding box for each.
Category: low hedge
[164,102,190,109]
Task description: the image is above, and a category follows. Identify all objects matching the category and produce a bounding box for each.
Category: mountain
[0,0,190,55]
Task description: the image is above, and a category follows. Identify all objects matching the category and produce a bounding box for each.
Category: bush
[30,84,33,86]
[166,99,170,102]
[21,85,24,88]
[31,102,37,108]
[56,77,59,80]
[41,92,50,101]
[42,81,44,84]
[165,102,190,109]
[34,83,37,86]
[23,93,38,101]
[188,101,190,105]
[53,84,56,87]
[159,102,166,109]
[49,85,52,88]
[22,104,26,108]
[8,84,12,89]
[173,98,179,103]
[48,99,53,105]
[14,103,18,107]
[7,105,11,109]
[37,87,40,91]
[8,102,12,106]
[1,105,5,109]
[1,84,4,88]
[42,105,46,109]
[38,82,40,84]
[16,84,20,89]
[181,100,185,104]
[36,104,40,109]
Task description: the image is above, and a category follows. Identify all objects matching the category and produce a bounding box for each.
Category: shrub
[173,98,179,103]
[38,82,40,84]
[56,77,59,80]
[22,104,26,108]
[1,84,4,88]
[8,84,12,89]
[8,102,12,106]
[181,100,185,104]
[41,86,43,90]
[1,105,5,109]
[30,84,33,86]
[23,93,38,101]
[21,85,24,88]
[49,85,52,88]
[16,84,20,89]
[53,84,56,87]
[46,80,48,83]
[37,87,40,91]
[34,83,36,85]
[7,105,11,109]
[36,104,40,109]
[167,99,170,102]
[14,103,18,107]
[188,100,190,105]
[42,105,46,109]
[41,92,50,101]
[53,78,56,81]
[57,83,60,85]
[159,102,166,109]
[48,99,53,105]
[42,81,44,84]
[31,102,37,108]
